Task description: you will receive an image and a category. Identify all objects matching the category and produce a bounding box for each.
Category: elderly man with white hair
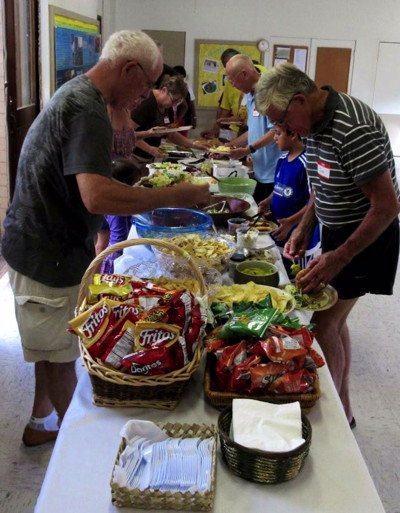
[2,30,210,447]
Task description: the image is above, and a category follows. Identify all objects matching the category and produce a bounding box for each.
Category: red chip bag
[289,327,315,349]
[225,355,261,393]
[265,335,308,362]
[101,320,136,369]
[204,326,226,353]
[120,345,177,375]
[307,347,325,368]
[268,369,316,394]
[248,362,293,393]
[214,340,247,391]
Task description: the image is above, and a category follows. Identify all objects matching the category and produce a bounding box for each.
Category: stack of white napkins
[231,399,304,453]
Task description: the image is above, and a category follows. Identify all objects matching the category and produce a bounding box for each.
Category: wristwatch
[249,144,256,154]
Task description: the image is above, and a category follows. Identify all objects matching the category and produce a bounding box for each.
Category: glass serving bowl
[132,208,213,239]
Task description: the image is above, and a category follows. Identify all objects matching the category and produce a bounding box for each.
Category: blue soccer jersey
[271,151,320,268]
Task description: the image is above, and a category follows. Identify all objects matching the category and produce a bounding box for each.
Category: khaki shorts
[8,267,81,363]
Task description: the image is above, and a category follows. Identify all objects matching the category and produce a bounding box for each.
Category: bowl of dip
[234,260,280,287]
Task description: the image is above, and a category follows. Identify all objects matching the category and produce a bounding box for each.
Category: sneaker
[22,425,58,447]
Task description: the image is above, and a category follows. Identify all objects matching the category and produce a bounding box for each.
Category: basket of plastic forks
[110,422,217,510]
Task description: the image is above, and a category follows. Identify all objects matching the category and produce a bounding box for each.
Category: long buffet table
[34,354,385,513]
[34,229,386,513]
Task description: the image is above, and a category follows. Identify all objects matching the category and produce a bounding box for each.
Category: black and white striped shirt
[306,86,399,228]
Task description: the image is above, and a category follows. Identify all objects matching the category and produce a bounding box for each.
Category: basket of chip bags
[69,238,208,410]
[203,283,323,413]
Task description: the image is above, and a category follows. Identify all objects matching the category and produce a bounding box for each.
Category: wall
[0,2,7,234]
[109,0,400,152]
[111,0,400,107]
[40,0,100,104]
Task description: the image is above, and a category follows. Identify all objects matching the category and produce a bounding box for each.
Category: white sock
[29,410,59,431]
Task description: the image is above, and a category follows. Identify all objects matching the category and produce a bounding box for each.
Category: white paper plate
[153,125,192,134]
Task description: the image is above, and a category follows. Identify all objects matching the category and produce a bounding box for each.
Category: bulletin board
[194,40,261,109]
[49,6,101,94]
[272,45,308,72]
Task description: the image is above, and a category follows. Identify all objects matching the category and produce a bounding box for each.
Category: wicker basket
[204,356,320,414]
[218,406,312,484]
[110,422,217,510]
[77,238,207,410]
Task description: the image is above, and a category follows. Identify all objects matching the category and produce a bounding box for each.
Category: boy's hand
[272,218,292,241]
[257,198,270,212]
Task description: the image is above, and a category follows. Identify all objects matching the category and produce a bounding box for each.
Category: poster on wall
[194,40,261,109]
[49,6,101,94]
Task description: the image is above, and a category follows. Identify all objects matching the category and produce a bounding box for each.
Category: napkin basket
[204,355,320,413]
[110,422,217,511]
[77,238,207,410]
[218,406,312,484]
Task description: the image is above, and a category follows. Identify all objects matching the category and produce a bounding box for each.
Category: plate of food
[252,218,279,233]
[146,162,186,174]
[152,125,193,134]
[209,145,234,154]
[211,282,295,314]
[219,120,243,126]
[281,283,338,311]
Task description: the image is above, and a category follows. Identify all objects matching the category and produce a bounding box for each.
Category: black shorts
[322,219,399,300]
[253,181,274,204]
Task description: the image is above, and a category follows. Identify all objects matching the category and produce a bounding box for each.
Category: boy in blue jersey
[258,127,320,277]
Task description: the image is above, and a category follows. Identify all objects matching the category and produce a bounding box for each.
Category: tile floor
[0,268,399,513]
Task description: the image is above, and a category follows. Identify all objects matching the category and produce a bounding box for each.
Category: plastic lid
[230,252,246,262]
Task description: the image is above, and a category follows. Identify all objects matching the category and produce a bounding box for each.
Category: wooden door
[4,0,40,200]
[314,48,352,92]
[309,39,355,94]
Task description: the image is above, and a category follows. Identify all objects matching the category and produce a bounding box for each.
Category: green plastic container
[218,177,257,196]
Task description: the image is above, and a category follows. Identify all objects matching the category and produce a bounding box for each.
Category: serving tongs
[202,200,227,213]
[247,210,271,229]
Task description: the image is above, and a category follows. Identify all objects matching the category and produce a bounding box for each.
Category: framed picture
[49,6,101,94]
[194,39,261,109]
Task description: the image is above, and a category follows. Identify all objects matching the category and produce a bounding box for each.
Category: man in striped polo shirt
[254,63,400,427]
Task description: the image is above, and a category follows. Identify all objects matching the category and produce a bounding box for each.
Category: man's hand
[283,227,310,260]
[295,250,346,293]
[170,183,211,208]
[229,147,249,160]
[149,147,165,158]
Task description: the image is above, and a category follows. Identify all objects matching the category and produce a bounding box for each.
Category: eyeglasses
[269,94,298,126]
[135,62,156,89]
[168,92,183,106]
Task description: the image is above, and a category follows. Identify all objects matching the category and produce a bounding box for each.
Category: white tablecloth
[34,347,385,513]
[35,232,385,513]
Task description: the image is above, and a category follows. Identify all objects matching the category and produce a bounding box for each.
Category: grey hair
[159,76,187,98]
[100,30,161,73]
[255,63,317,114]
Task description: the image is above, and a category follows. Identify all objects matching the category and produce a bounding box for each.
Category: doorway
[143,29,186,68]
[309,39,355,93]
[4,0,40,200]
